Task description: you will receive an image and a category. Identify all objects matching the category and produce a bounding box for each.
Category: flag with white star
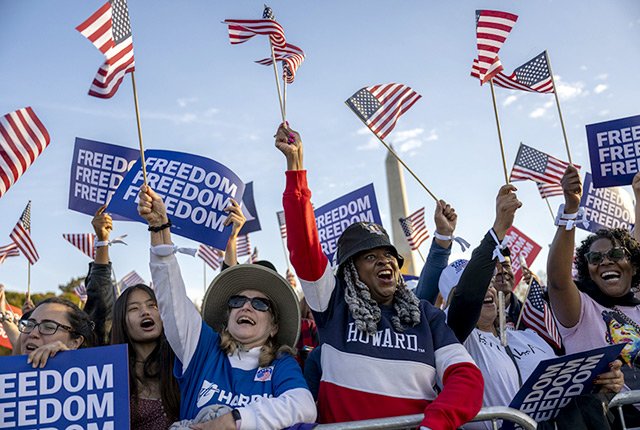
[76,0,136,98]
[399,207,429,251]
[522,278,562,349]
[471,51,554,94]
[346,84,421,140]
[510,143,577,185]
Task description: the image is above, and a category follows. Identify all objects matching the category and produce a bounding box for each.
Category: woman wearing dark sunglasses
[137,185,316,429]
[18,297,96,368]
[548,166,639,394]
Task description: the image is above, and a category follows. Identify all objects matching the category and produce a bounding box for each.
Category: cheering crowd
[2,124,640,430]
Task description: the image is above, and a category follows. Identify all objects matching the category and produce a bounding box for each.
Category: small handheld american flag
[399,208,430,251]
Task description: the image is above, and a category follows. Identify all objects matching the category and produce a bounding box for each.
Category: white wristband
[433,232,471,252]
[150,243,197,257]
[94,234,128,248]
[489,229,508,262]
[554,204,589,230]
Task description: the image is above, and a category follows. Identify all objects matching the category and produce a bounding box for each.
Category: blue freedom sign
[503,344,624,429]
[107,150,245,250]
[314,183,382,265]
[579,172,635,233]
[68,138,141,220]
[586,114,640,187]
[0,344,130,430]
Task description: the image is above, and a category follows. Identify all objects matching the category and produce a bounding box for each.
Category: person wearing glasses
[137,186,316,429]
[18,297,96,368]
[548,165,640,395]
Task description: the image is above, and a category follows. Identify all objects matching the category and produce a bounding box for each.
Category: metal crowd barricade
[315,406,538,430]
[609,390,640,430]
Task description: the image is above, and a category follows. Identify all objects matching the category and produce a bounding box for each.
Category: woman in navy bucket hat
[275,123,483,430]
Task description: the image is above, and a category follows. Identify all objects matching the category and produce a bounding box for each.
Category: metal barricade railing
[314,406,538,430]
[609,390,640,430]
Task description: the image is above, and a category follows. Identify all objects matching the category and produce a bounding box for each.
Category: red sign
[0,303,22,350]
[505,226,542,287]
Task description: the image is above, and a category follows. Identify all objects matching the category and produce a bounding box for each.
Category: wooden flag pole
[416,248,426,264]
[545,197,555,221]
[545,51,573,165]
[111,265,121,298]
[345,101,438,202]
[265,5,286,123]
[27,262,31,297]
[203,260,207,294]
[489,79,510,184]
[283,75,287,118]
[130,71,148,186]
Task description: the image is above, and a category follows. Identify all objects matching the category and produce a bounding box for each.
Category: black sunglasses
[228,295,272,312]
[18,319,78,336]
[585,247,629,265]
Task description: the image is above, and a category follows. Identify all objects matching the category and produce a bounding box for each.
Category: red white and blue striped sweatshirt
[283,170,484,430]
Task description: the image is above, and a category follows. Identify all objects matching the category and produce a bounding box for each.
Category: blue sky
[1,1,639,303]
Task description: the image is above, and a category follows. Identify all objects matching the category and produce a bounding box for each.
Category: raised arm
[415,200,457,303]
[276,125,335,314]
[85,205,115,346]
[221,198,246,269]
[447,184,521,342]
[547,166,583,328]
[0,284,20,352]
[138,185,202,370]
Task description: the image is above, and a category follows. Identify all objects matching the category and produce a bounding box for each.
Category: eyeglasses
[228,295,272,312]
[585,247,629,265]
[18,319,78,336]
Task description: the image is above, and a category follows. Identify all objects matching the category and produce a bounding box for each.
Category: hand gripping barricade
[314,406,537,430]
[609,390,640,430]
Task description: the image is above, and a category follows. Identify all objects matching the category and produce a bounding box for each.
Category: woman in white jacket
[138,185,316,430]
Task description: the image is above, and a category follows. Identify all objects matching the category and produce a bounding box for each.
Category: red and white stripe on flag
[255,43,306,83]
[198,244,222,270]
[521,279,562,349]
[399,208,430,251]
[74,284,88,304]
[76,0,135,98]
[223,19,286,48]
[0,107,50,199]
[276,211,287,240]
[346,83,421,140]
[536,182,563,199]
[10,201,38,265]
[475,10,518,84]
[63,233,96,259]
[236,234,251,257]
[471,59,554,94]
[0,243,20,266]
[121,270,145,288]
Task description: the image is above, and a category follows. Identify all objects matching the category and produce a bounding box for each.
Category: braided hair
[341,258,421,335]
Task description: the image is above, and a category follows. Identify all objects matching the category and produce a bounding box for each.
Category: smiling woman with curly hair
[548,166,640,403]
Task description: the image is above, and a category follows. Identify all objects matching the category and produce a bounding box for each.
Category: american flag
[74,284,88,304]
[121,270,145,288]
[536,182,563,199]
[0,243,20,266]
[63,233,96,259]
[398,208,430,251]
[223,6,286,49]
[0,107,51,199]
[245,247,259,264]
[10,201,38,265]
[198,244,222,270]
[510,144,573,185]
[521,278,562,349]
[256,43,306,83]
[475,10,518,84]
[236,234,251,257]
[471,52,554,93]
[346,84,421,140]
[276,210,287,240]
[76,0,136,98]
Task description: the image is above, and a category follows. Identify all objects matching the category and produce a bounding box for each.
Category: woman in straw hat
[137,185,316,429]
[274,124,483,429]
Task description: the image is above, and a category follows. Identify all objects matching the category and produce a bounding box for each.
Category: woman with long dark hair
[111,284,181,429]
